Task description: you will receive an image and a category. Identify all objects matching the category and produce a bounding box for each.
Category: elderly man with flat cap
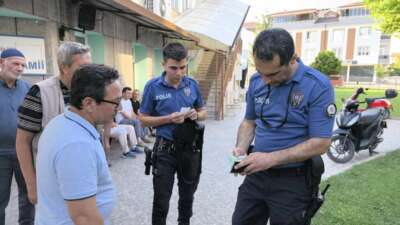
[0,48,35,225]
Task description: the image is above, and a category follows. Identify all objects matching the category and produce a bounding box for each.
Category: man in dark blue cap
[0,48,35,225]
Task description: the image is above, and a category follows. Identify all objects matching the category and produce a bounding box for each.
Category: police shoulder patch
[326,104,337,117]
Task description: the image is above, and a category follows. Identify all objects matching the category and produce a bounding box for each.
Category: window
[305,31,317,42]
[172,0,179,10]
[381,35,390,40]
[304,48,317,61]
[331,47,343,58]
[359,26,371,37]
[332,29,344,42]
[341,7,370,17]
[379,45,389,56]
[357,46,370,56]
[182,0,189,11]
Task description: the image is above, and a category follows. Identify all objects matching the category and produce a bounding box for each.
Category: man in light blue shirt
[35,64,121,225]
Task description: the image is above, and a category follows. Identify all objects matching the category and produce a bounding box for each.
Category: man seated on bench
[116,87,152,146]
[110,122,142,158]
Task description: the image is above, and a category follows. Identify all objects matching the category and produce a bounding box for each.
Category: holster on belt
[173,118,205,183]
[289,155,330,225]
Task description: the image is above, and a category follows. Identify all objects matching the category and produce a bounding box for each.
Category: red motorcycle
[350,88,397,119]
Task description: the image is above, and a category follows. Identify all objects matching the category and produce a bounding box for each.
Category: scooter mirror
[385,89,398,99]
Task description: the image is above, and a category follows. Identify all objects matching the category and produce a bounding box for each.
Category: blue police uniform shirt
[245,59,335,166]
[140,72,204,140]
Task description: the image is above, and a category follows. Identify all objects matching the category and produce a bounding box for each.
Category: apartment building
[269,2,395,83]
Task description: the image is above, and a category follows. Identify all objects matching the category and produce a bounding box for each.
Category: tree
[365,0,400,34]
[388,55,400,76]
[310,51,342,76]
[254,14,271,34]
[248,14,272,68]
[375,64,388,78]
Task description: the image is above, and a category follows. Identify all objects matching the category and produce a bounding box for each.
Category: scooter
[351,87,395,119]
[327,88,398,163]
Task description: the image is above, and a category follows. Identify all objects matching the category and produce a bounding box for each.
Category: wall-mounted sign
[0,35,47,75]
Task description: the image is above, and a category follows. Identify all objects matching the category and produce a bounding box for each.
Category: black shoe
[122,152,136,158]
[130,146,144,154]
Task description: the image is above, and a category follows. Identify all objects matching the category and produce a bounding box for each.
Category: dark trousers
[0,155,35,225]
[152,150,199,225]
[232,170,311,225]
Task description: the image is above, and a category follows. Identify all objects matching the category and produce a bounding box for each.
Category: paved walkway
[6,104,400,225]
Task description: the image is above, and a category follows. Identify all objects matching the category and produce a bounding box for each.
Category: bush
[311,51,342,77]
[375,64,388,78]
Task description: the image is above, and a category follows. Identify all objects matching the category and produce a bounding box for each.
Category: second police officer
[139,42,207,225]
[231,28,336,225]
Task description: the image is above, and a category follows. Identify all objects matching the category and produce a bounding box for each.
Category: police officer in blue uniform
[139,42,207,225]
[231,28,335,225]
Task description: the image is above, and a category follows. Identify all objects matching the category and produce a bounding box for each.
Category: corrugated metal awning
[101,0,200,42]
[174,0,250,52]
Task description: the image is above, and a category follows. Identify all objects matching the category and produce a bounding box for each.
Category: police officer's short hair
[163,42,187,62]
[122,87,132,93]
[253,28,295,66]
[70,64,119,110]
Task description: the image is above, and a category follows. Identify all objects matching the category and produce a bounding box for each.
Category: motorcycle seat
[365,97,386,104]
[359,108,383,124]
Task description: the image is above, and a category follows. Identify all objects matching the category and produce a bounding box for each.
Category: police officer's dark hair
[70,64,119,110]
[163,42,187,62]
[122,87,132,93]
[253,28,295,66]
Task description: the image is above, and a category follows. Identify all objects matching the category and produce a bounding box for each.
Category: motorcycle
[353,88,395,119]
[327,88,398,163]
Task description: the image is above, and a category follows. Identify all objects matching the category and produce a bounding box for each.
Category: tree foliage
[388,55,400,76]
[254,14,271,34]
[311,51,342,76]
[365,0,400,34]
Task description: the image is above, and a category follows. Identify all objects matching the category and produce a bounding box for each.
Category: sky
[244,0,361,22]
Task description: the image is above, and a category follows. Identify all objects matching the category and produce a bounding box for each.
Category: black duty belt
[155,137,175,153]
[265,166,305,176]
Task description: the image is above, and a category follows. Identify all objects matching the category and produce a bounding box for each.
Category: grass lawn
[335,88,400,118]
[312,150,400,225]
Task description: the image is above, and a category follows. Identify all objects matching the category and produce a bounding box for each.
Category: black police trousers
[152,149,199,225]
[232,168,311,225]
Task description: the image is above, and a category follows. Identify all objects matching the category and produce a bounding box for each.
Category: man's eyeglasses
[168,65,187,71]
[100,99,120,107]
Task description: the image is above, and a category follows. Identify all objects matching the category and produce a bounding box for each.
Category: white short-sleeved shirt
[115,98,133,123]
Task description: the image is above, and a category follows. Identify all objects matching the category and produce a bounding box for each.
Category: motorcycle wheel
[383,109,391,120]
[327,135,355,163]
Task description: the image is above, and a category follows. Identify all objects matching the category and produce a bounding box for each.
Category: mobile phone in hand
[230,161,247,173]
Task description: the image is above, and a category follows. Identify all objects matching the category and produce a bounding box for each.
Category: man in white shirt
[116,87,151,146]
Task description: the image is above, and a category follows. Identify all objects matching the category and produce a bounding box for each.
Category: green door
[188,58,195,77]
[134,44,148,91]
[153,48,163,77]
[87,33,105,64]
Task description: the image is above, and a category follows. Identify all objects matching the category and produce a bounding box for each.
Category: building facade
[269,2,398,83]
[0,0,249,120]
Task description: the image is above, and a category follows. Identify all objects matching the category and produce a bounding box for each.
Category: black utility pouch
[173,119,205,183]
